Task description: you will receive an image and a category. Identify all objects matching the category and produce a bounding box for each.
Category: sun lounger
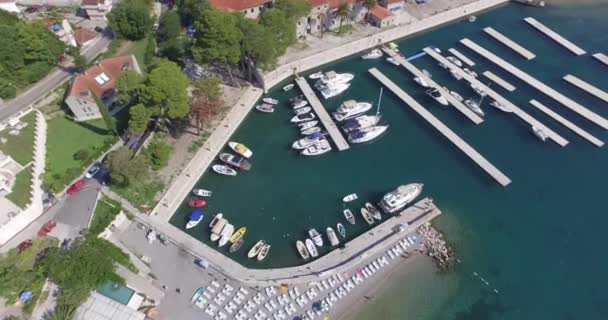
[264,302,273,312]
[321,280,329,290]
[212,281,220,287]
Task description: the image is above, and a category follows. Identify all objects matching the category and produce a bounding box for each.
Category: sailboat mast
[376,87,383,115]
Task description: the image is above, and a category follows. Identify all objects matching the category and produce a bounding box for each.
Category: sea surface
[170,2,608,319]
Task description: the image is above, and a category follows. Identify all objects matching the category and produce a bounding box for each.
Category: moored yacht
[314,71,354,87]
[209,213,223,228]
[301,126,321,135]
[298,120,319,131]
[449,90,464,102]
[532,126,548,142]
[309,72,323,79]
[450,68,463,80]
[365,202,382,221]
[333,100,373,122]
[471,83,487,97]
[426,88,449,106]
[228,142,253,158]
[257,244,271,261]
[301,139,332,156]
[463,67,478,78]
[263,97,278,105]
[342,114,382,132]
[305,239,319,257]
[413,76,430,88]
[446,56,463,67]
[293,99,309,109]
[291,113,316,123]
[347,125,389,144]
[292,132,325,149]
[185,210,204,229]
[326,227,340,246]
[212,164,237,176]
[378,183,424,214]
[218,223,234,247]
[248,240,265,258]
[309,229,323,247]
[362,49,383,59]
[464,99,485,117]
[219,153,252,171]
[320,82,350,99]
[386,57,400,65]
[490,100,512,113]
[336,223,346,238]
[210,218,227,242]
[294,106,312,115]
[296,240,310,260]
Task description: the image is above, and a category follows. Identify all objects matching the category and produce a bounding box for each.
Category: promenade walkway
[563,75,608,103]
[483,27,535,60]
[524,17,586,55]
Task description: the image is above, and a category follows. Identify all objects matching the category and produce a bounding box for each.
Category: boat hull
[305,239,318,257]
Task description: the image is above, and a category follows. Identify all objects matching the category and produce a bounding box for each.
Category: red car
[17,240,32,252]
[66,179,85,195]
[37,220,57,237]
[188,198,207,208]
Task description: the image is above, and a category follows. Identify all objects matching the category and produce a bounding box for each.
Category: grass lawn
[5,166,33,208]
[89,197,122,235]
[0,112,36,166]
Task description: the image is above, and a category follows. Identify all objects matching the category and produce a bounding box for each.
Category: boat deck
[448,48,475,66]
[294,77,350,151]
[593,53,608,66]
[563,75,608,103]
[369,67,512,187]
[482,71,516,92]
[483,27,536,60]
[524,17,586,55]
[423,46,569,147]
[460,38,608,130]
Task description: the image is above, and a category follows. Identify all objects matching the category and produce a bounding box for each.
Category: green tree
[128,103,150,133]
[146,140,171,170]
[68,46,88,73]
[144,33,156,66]
[140,59,189,120]
[107,146,150,186]
[362,0,377,21]
[93,93,118,135]
[238,18,278,70]
[336,2,351,33]
[273,0,311,18]
[108,0,153,40]
[115,70,144,105]
[194,75,223,101]
[157,11,185,61]
[192,10,242,65]
[176,0,208,24]
[0,78,17,99]
[260,9,296,54]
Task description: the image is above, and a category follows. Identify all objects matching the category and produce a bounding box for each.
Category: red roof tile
[74,28,97,46]
[369,5,393,19]
[328,0,353,9]
[384,0,403,4]
[68,55,138,103]
[306,0,327,7]
[208,0,271,11]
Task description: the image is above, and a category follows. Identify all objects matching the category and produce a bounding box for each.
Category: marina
[483,27,536,60]
[294,77,350,151]
[482,70,516,92]
[593,53,608,66]
[459,38,608,130]
[562,74,608,104]
[369,67,511,187]
[423,46,569,147]
[529,100,604,147]
[523,17,586,55]
[448,48,475,66]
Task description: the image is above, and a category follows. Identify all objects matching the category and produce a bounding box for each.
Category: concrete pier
[524,17,586,55]
[448,48,475,66]
[483,27,536,60]
[482,71,516,92]
[563,75,608,103]
[530,100,604,147]
[294,77,350,151]
[369,67,511,186]
[460,38,608,130]
[381,47,484,125]
[593,53,608,66]
[424,47,569,147]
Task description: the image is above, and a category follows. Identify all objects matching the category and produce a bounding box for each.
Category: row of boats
[310,71,353,99]
[294,224,347,260]
[211,142,255,176]
[287,95,333,156]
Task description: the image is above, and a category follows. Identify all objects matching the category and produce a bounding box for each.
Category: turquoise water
[97,281,135,305]
[171,2,608,319]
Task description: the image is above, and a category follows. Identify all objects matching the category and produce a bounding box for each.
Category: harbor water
[170,2,608,319]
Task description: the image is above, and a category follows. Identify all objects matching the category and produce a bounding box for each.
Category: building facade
[208,0,273,19]
[81,0,113,20]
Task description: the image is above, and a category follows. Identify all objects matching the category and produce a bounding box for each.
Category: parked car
[37,220,57,237]
[66,179,85,195]
[85,164,101,179]
[17,240,33,252]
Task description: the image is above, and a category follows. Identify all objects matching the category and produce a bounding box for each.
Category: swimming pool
[96,281,134,305]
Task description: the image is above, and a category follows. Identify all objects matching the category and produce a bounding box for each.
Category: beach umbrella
[19,291,32,302]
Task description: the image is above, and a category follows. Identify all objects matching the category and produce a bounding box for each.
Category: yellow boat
[229,227,246,243]
[228,142,253,158]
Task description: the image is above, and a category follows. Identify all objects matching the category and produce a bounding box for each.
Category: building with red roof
[379,0,404,14]
[367,4,395,28]
[208,0,272,18]
[74,28,97,47]
[296,0,365,38]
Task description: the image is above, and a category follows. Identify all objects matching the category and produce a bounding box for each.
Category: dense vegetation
[108,0,153,40]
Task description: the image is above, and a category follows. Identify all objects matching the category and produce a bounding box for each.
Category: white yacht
[378,183,424,214]
[298,120,319,131]
[218,223,234,247]
[301,139,332,156]
[309,72,323,79]
[301,126,321,135]
[320,82,350,99]
[291,113,316,123]
[347,125,389,144]
[342,114,382,132]
[308,229,323,247]
[326,227,340,247]
[446,56,463,67]
[333,100,373,122]
[292,99,309,109]
[463,67,478,78]
[449,90,464,102]
[294,106,312,115]
[490,100,512,113]
[315,71,354,87]
[532,126,548,142]
[426,88,449,106]
[464,99,485,117]
[362,49,383,59]
[305,239,319,257]
[292,132,324,149]
[450,68,463,80]
[386,57,400,65]
[413,76,430,88]
[210,218,226,242]
[470,83,487,97]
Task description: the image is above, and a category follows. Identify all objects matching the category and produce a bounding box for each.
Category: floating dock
[448,48,475,66]
[523,17,586,55]
[483,27,536,60]
[294,77,350,151]
[460,38,608,130]
[563,75,608,103]
[482,71,516,92]
[369,68,511,187]
[593,53,608,66]
[381,47,483,125]
[424,47,569,147]
[529,100,604,147]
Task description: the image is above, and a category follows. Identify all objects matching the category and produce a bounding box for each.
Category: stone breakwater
[419,223,455,270]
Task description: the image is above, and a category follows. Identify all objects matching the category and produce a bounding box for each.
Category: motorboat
[256,104,274,113]
[378,183,424,214]
[468,15,477,22]
[301,126,322,135]
[219,153,252,171]
[292,132,325,149]
[210,218,226,241]
[212,164,237,176]
[532,126,548,142]
[257,244,271,261]
[147,229,157,243]
[333,100,373,122]
[248,240,265,258]
[450,68,463,80]
[293,99,309,109]
[343,209,355,224]
[290,94,304,103]
[432,47,442,54]
[438,62,448,69]
[298,120,319,131]
[446,56,463,67]
[309,72,323,79]
[218,223,234,247]
[228,142,253,158]
[413,76,430,88]
[301,139,331,156]
[470,83,487,97]
[314,71,354,87]
[294,106,312,115]
[186,210,204,229]
[362,49,383,59]
[336,223,346,238]
[263,97,278,105]
[283,84,294,91]
[229,238,244,253]
[229,227,246,243]
[326,227,340,246]
[188,198,207,207]
[192,189,212,197]
[386,57,400,65]
[209,213,223,228]
[449,90,464,102]
[191,287,204,304]
[309,229,323,247]
[463,68,478,78]
[296,240,310,260]
[365,202,381,221]
[422,69,432,78]
[342,114,382,132]
[426,88,449,106]
[347,125,389,144]
[320,82,350,99]
[305,239,319,257]
[360,207,375,225]
[343,193,358,202]
[490,100,512,113]
[291,113,316,123]
[464,99,485,117]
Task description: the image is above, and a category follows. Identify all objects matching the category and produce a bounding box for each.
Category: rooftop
[74,28,97,46]
[75,292,145,320]
[207,0,271,11]
[369,5,394,19]
[68,55,138,103]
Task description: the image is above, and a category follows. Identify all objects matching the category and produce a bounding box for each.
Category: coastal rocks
[418,222,455,270]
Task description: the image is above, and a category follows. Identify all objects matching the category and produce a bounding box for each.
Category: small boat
[294,106,312,115]
[263,97,278,105]
[212,164,237,176]
[301,139,331,156]
[186,210,204,229]
[248,240,265,258]
[348,125,389,144]
[219,153,252,171]
[432,46,442,54]
[336,223,346,238]
[365,202,382,221]
[218,223,234,247]
[257,244,271,261]
[343,209,355,224]
[190,287,204,304]
[449,90,464,102]
[464,99,485,117]
[463,68,478,78]
[532,126,548,142]
[342,114,382,133]
[301,126,322,135]
[413,76,430,88]
[426,88,449,106]
[188,198,207,207]
[291,113,316,123]
[296,240,310,260]
[362,49,383,59]
[283,84,294,91]
[210,218,226,241]
[320,82,350,99]
[386,57,400,65]
[298,120,319,131]
[228,142,253,158]
[446,56,463,67]
[292,132,325,149]
[388,42,399,52]
[209,213,223,228]
[309,72,323,79]
[343,193,358,202]
[450,68,463,80]
[309,229,323,247]
[229,227,246,243]
[326,227,340,246]
[147,229,157,243]
[293,99,309,109]
[360,207,375,225]
[490,100,512,113]
[305,239,319,257]
[422,69,432,78]
[192,189,212,197]
[256,104,274,113]
[468,15,477,22]
[229,238,244,253]
[470,83,487,97]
